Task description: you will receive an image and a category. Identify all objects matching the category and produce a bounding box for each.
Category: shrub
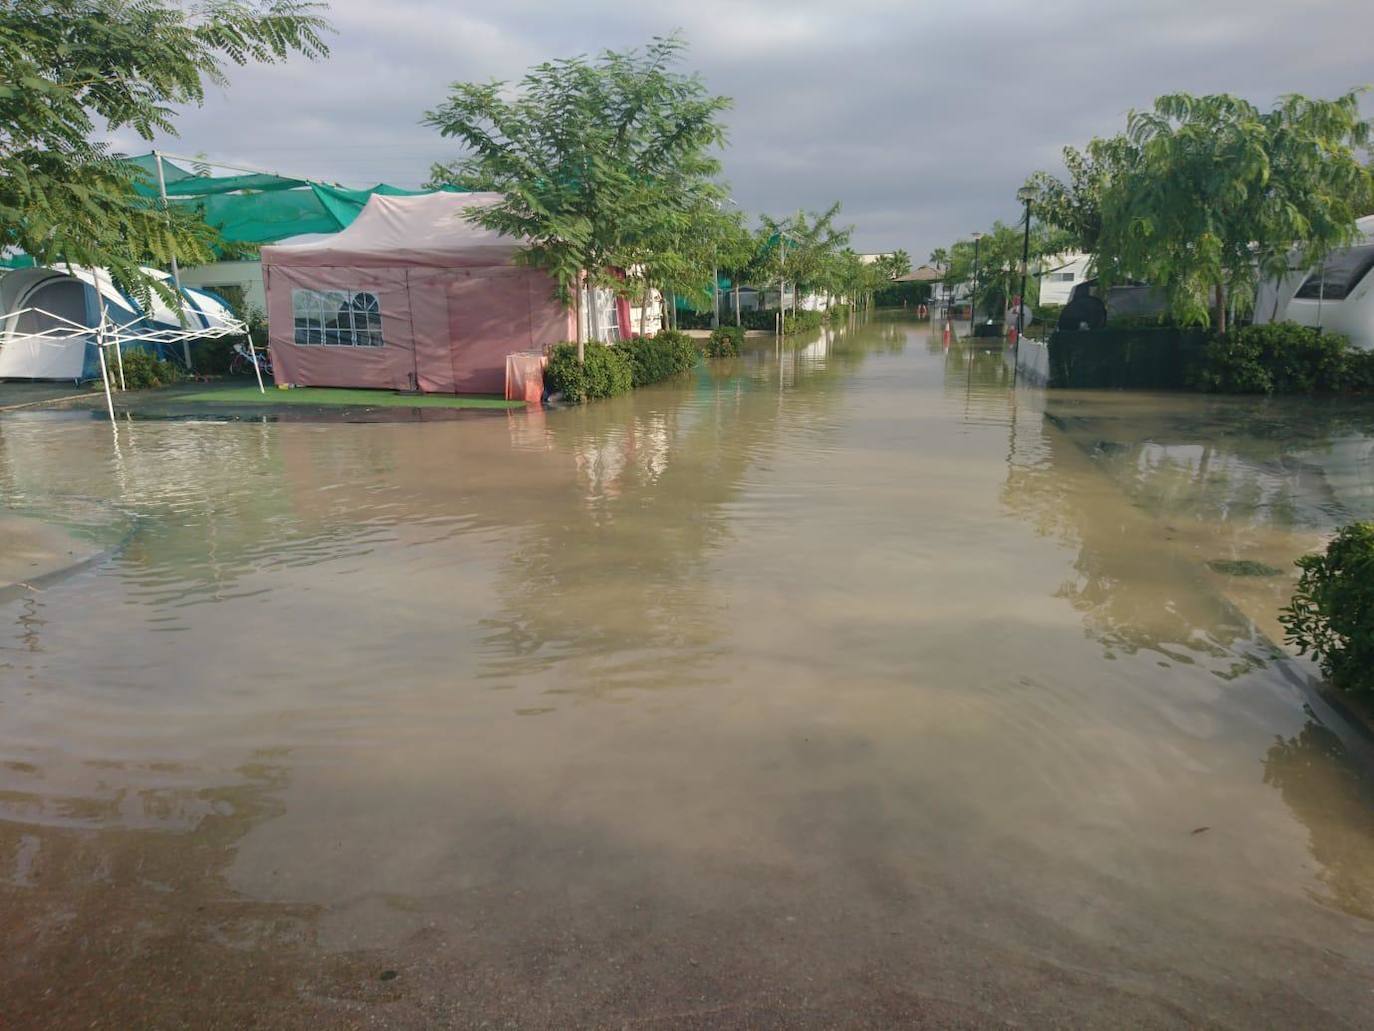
[1105,312,1175,330]
[782,310,824,334]
[1345,349,1374,391]
[1188,323,1355,394]
[544,342,632,403]
[1036,303,1063,329]
[621,330,698,386]
[827,303,852,323]
[1280,522,1374,697]
[673,309,714,330]
[740,308,780,331]
[110,348,183,389]
[704,325,742,358]
[188,336,235,374]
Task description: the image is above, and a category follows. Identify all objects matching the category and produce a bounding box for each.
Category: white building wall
[1037,253,1091,306]
[177,260,266,316]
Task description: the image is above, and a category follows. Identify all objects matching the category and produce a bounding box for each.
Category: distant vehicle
[1058,279,1169,331]
[1257,216,1374,351]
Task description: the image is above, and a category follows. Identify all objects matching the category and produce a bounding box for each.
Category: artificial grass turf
[178,386,523,409]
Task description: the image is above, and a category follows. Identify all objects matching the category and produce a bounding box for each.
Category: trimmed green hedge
[1282,523,1374,697]
[544,342,633,403]
[1188,323,1374,394]
[1048,322,1374,393]
[739,308,780,331]
[544,333,705,404]
[674,309,715,330]
[621,330,698,387]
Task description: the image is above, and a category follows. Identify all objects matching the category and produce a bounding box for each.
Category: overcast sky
[118,0,1373,259]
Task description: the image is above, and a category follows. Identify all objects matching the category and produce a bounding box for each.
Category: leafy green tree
[1022,145,1121,255]
[0,0,330,300]
[425,36,731,356]
[758,203,851,312]
[713,213,764,327]
[873,249,911,282]
[1033,91,1373,330]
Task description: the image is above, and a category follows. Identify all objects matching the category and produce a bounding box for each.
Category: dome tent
[0,266,237,381]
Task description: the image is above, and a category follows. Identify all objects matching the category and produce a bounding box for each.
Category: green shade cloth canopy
[124,154,464,246]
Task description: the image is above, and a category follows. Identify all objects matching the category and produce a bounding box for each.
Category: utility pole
[1017,191,1032,360]
[778,235,786,338]
[970,232,984,338]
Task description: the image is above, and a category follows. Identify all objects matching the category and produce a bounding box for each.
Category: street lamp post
[970,232,984,337]
[1016,190,1033,360]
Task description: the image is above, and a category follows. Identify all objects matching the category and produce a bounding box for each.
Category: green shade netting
[123,154,464,245]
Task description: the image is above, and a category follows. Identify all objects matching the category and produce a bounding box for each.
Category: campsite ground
[0,382,102,412]
[0,379,523,421]
[0,514,103,596]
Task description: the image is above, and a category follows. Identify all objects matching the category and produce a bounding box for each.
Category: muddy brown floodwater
[3,319,1374,1028]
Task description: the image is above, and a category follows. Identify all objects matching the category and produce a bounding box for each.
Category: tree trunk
[734,284,740,327]
[639,284,648,337]
[1215,283,1227,335]
[574,277,585,362]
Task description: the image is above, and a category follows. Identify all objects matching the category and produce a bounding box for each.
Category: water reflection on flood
[3,320,1374,1027]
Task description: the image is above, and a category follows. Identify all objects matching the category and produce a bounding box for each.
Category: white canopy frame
[0,302,260,421]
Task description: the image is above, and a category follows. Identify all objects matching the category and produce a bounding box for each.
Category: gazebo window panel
[292,289,385,346]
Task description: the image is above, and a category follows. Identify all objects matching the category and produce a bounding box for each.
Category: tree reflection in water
[1262,715,1374,920]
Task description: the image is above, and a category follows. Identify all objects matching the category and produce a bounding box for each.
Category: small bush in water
[1188,323,1368,394]
[111,349,183,389]
[621,331,698,387]
[705,325,743,358]
[544,342,633,403]
[1280,522,1374,696]
[782,310,824,334]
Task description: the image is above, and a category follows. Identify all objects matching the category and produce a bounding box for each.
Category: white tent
[0,266,238,381]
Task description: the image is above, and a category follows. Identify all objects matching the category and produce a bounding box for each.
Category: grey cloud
[121,0,1372,259]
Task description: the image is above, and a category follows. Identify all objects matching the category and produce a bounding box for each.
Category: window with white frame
[291,289,384,346]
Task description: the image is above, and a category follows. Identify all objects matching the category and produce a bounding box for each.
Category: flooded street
[3,318,1374,1028]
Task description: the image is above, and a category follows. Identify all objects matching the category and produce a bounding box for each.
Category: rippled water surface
[4,319,1374,1028]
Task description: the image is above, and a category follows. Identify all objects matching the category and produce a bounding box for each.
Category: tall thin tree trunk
[575,278,585,362]
[734,284,740,327]
[639,284,648,337]
[1215,283,1227,335]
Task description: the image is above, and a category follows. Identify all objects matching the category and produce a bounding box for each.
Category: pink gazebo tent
[261,192,576,394]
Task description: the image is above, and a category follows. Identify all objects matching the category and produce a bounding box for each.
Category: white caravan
[1255,215,1374,350]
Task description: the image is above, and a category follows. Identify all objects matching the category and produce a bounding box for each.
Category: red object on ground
[505,352,547,403]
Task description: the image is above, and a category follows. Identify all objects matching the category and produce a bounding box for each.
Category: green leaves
[1281,522,1374,696]
[0,0,331,300]
[1029,89,1373,328]
[424,36,731,312]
